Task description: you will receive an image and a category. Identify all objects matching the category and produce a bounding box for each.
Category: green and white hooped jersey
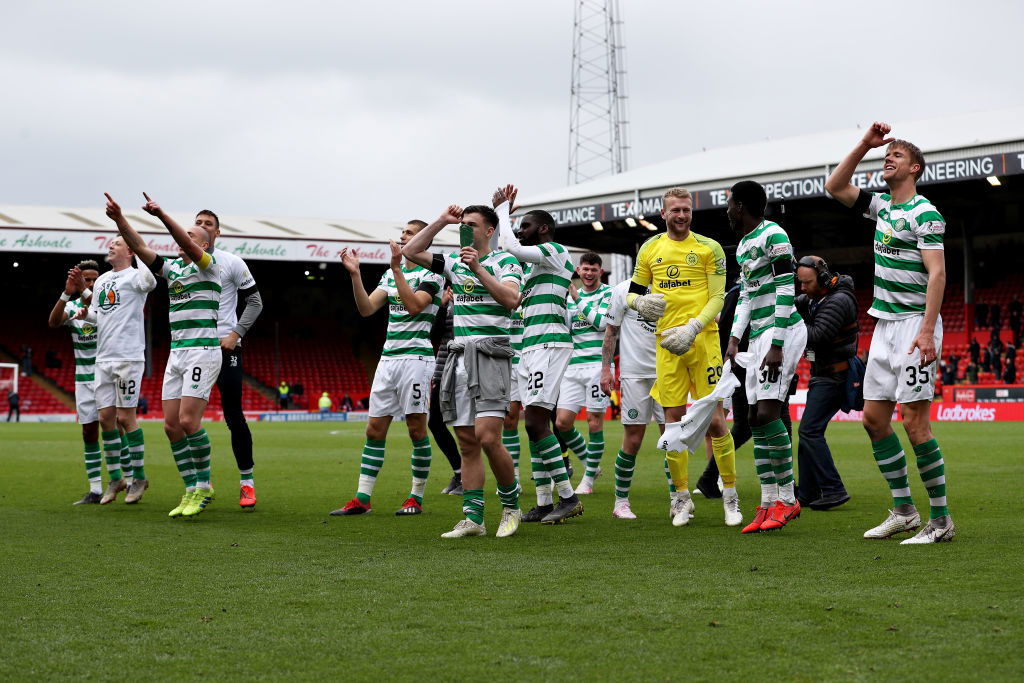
[732,220,801,345]
[376,265,444,359]
[160,256,222,350]
[570,283,612,365]
[865,192,945,320]
[63,300,97,384]
[519,243,574,351]
[510,309,524,365]
[443,250,523,343]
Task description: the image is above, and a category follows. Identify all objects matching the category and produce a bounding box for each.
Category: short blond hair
[663,187,692,203]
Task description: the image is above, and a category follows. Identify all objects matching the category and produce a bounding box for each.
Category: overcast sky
[3,0,1022,221]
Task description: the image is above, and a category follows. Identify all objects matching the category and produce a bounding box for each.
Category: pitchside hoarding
[541,150,1024,226]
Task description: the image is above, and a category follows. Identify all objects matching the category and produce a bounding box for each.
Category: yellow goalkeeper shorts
[650,331,724,408]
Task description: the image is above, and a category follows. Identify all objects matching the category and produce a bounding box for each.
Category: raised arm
[825,121,895,208]
[340,248,387,317]
[403,205,462,270]
[47,271,77,329]
[387,241,434,315]
[142,193,209,266]
[104,193,157,265]
[493,186,547,264]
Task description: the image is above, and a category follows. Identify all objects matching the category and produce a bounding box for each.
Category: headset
[796,255,837,290]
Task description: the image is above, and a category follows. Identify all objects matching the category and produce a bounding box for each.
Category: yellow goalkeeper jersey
[631,231,727,335]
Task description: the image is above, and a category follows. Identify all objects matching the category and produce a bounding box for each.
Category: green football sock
[84,441,102,492]
[462,488,484,525]
[101,430,122,481]
[497,480,520,509]
[502,429,521,470]
[614,450,636,500]
[186,429,212,488]
[410,437,431,504]
[356,438,385,504]
[126,428,146,481]
[170,437,195,490]
[559,427,587,462]
[914,438,948,519]
[763,418,795,504]
[584,429,605,478]
[751,424,778,506]
[871,432,914,507]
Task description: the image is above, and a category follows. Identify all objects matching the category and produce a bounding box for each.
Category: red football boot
[760,499,801,531]
[330,497,372,516]
[395,497,423,516]
[240,485,257,510]
[741,506,770,534]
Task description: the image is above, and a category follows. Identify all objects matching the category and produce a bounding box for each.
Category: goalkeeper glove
[630,292,666,320]
[659,318,703,355]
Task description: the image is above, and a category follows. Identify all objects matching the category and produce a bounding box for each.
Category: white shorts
[520,346,572,410]
[447,354,508,427]
[558,361,609,413]
[744,322,807,404]
[95,360,145,410]
[864,316,943,403]
[75,381,98,424]
[162,349,222,401]
[619,377,664,425]
[509,361,528,403]
[368,357,433,417]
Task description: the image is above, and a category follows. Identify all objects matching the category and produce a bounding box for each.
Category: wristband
[60,292,72,302]
[82,287,92,300]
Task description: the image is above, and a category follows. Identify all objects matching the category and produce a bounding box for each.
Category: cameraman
[794,256,858,510]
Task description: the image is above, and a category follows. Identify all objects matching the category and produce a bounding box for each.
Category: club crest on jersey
[894,217,908,232]
[81,323,96,336]
[172,281,185,294]
[97,284,120,310]
[685,253,698,266]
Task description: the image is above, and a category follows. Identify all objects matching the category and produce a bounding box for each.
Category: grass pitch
[1,420,1021,681]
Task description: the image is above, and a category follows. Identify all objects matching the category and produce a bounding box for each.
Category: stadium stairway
[0,346,74,413]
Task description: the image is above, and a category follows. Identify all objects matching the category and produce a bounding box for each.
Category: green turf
[0,420,1020,681]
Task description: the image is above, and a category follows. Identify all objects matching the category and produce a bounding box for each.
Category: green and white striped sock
[502,429,521,472]
[462,488,485,525]
[170,437,195,491]
[763,419,795,504]
[356,438,385,505]
[663,457,676,495]
[751,424,778,506]
[559,427,588,463]
[614,450,636,501]
[101,430,122,481]
[186,428,213,489]
[84,441,102,493]
[540,434,573,498]
[584,429,605,478]
[529,440,553,506]
[497,480,520,509]
[239,468,254,488]
[125,428,146,481]
[410,437,431,504]
[119,432,132,483]
[913,438,948,519]
[871,433,914,507]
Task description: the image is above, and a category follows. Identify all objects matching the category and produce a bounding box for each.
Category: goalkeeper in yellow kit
[627,187,742,528]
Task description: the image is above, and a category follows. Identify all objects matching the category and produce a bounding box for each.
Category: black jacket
[795,274,859,376]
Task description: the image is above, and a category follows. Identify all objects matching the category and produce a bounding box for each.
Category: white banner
[0,228,392,264]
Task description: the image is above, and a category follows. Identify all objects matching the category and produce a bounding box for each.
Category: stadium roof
[520,106,1024,221]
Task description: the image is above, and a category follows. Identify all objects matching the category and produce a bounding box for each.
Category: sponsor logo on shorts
[191,384,200,389]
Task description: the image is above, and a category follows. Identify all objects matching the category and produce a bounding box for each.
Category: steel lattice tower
[567,0,630,184]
